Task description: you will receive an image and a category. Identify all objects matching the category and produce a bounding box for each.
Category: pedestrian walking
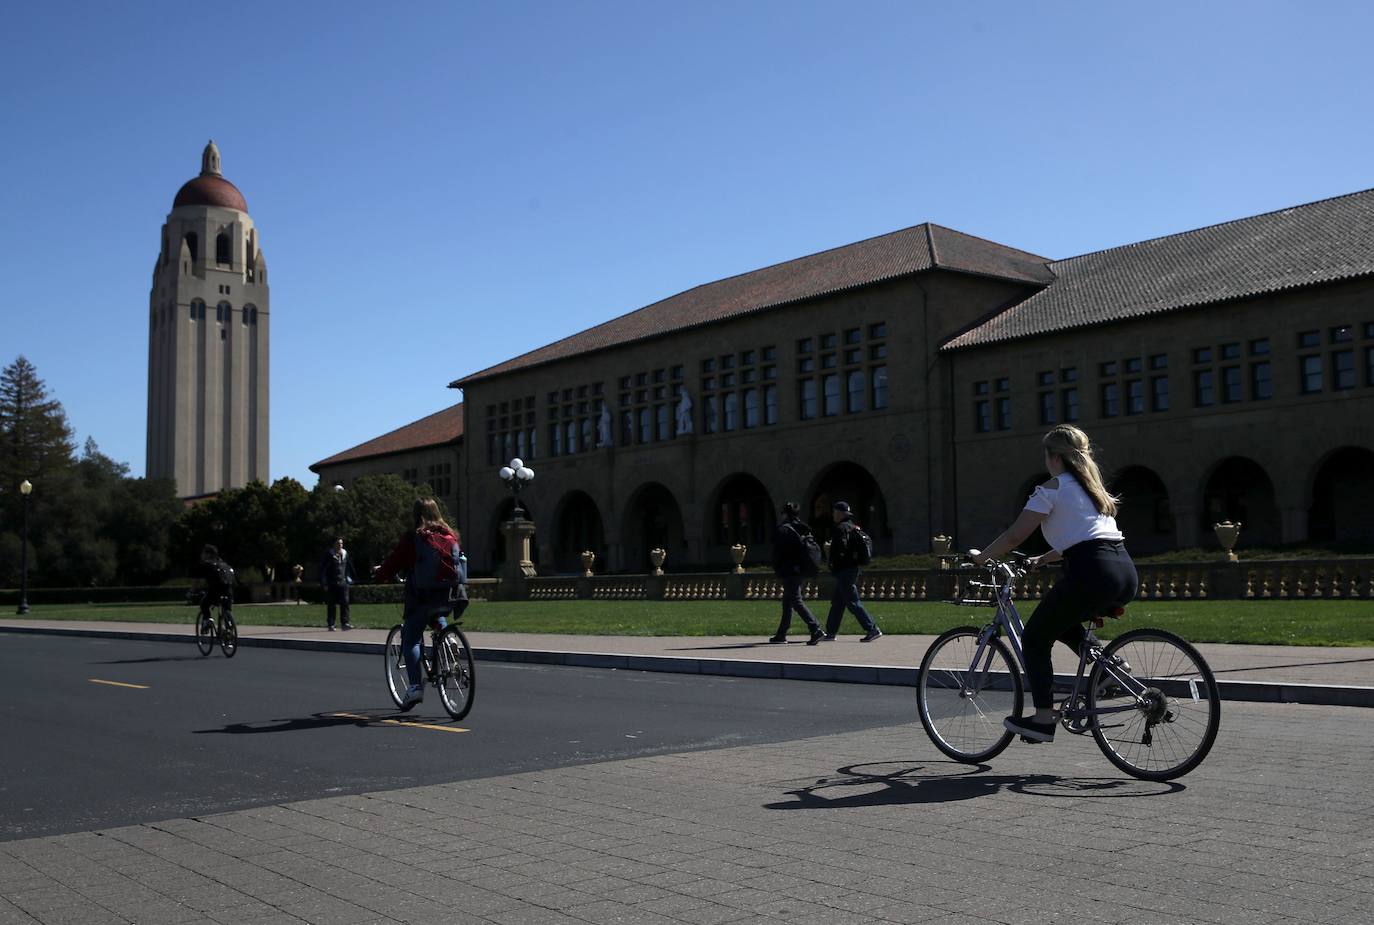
[319,536,356,631]
[769,502,824,645]
[823,501,882,642]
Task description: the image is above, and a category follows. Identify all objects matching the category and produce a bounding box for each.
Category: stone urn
[1213,521,1242,562]
[580,550,596,578]
[649,547,667,576]
[730,544,747,574]
[932,534,953,569]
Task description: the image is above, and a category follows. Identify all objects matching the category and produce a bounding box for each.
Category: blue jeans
[400,589,453,688]
[825,566,878,635]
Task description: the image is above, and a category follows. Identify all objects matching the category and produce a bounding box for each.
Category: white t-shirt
[1023,471,1124,552]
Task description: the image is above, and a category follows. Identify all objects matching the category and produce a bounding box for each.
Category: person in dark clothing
[318,537,356,630]
[823,501,882,642]
[769,502,824,645]
[194,544,234,625]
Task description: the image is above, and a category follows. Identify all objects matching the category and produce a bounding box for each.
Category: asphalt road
[0,634,916,840]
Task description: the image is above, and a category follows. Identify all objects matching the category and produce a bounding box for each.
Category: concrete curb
[5,623,1372,708]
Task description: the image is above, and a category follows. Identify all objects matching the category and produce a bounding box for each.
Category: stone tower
[146,141,269,496]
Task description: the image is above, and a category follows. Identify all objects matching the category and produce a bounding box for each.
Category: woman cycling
[374,498,466,709]
[969,424,1137,743]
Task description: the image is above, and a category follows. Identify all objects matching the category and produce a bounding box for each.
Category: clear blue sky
[4,1,1372,487]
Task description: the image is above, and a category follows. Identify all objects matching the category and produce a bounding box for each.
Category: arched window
[249,306,258,325]
[217,301,231,323]
[190,299,205,321]
[215,231,231,266]
[243,304,257,325]
[184,232,199,264]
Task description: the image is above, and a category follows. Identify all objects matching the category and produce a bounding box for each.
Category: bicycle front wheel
[195,611,216,656]
[384,624,409,710]
[434,625,475,720]
[219,612,238,658]
[917,626,1022,763]
[1088,628,1220,781]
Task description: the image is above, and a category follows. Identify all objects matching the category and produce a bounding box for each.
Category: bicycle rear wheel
[917,627,1022,763]
[219,612,238,658]
[434,625,475,720]
[195,610,216,656]
[1088,628,1220,781]
[384,624,409,709]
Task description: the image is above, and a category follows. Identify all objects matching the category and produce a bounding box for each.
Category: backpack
[212,560,235,589]
[410,530,463,592]
[849,524,874,566]
[795,526,823,576]
[775,523,821,577]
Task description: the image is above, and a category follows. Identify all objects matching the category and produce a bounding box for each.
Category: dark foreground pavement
[2,639,1372,924]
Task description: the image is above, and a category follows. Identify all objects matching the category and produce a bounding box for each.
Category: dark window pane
[1063,387,1079,422]
[975,400,990,433]
[994,377,1009,392]
[1220,343,1241,360]
[1039,391,1057,425]
[762,346,776,361]
[701,359,715,373]
[1149,353,1168,370]
[1152,376,1169,412]
[1062,367,1078,383]
[1193,347,1212,364]
[1333,349,1355,389]
[869,322,887,339]
[1124,358,1142,374]
[1251,361,1272,400]
[844,328,861,345]
[1221,366,1242,402]
[844,348,861,365]
[799,379,817,420]
[764,384,778,424]
[1332,325,1353,344]
[741,349,756,366]
[622,410,634,444]
[565,421,577,453]
[1101,383,1120,417]
[1100,361,1118,377]
[743,389,758,428]
[1298,330,1319,348]
[1367,347,1374,386]
[1249,338,1270,356]
[1126,379,1144,414]
[1194,370,1215,406]
[670,365,683,380]
[820,353,837,369]
[723,392,738,430]
[822,374,840,416]
[871,367,888,409]
[798,357,814,374]
[639,408,651,443]
[1037,371,1054,386]
[974,380,989,395]
[995,396,1011,430]
[1301,355,1323,393]
[847,371,864,413]
[821,333,836,349]
[656,404,669,440]
[581,417,593,449]
[796,337,812,354]
[703,397,718,433]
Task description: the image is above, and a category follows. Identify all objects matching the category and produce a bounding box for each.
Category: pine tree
[0,356,75,495]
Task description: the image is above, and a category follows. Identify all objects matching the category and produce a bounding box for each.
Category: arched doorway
[489,498,538,571]
[622,483,685,572]
[808,462,889,553]
[1308,447,1374,544]
[553,491,606,573]
[1111,466,1173,555]
[1201,457,1280,548]
[709,474,776,551]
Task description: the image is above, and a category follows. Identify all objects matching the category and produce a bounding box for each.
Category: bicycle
[383,590,475,720]
[190,591,238,658]
[915,553,1220,781]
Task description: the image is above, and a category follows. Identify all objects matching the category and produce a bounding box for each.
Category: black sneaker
[1003,715,1056,743]
[860,629,883,643]
[327,625,336,632]
[820,634,837,642]
[768,635,787,644]
[806,630,824,646]
[342,623,353,631]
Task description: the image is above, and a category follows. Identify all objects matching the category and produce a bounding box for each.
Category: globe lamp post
[17,479,32,615]
[499,458,535,522]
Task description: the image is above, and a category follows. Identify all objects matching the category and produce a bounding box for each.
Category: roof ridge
[1052,186,1374,265]
[926,222,1052,263]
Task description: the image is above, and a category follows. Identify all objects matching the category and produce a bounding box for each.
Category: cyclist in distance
[194,544,235,625]
[968,425,1137,743]
[374,498,467,709]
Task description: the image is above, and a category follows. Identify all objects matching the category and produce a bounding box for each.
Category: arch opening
[1308,447,1374,544]
[1201,457,1280,548]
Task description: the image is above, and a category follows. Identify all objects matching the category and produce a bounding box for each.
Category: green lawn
[12,597,1374,646]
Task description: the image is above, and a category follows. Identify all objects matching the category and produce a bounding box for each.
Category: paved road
[0,635,913,840]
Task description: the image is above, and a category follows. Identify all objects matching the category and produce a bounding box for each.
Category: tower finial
[201,140,222,177]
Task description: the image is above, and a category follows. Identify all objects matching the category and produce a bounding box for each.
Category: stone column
[499,518,537,595]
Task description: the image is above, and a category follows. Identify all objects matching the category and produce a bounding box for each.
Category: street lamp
[498,458,535,521]
[17,479,32,615]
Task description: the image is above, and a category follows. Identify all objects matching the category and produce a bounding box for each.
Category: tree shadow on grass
[764,759,1181,809]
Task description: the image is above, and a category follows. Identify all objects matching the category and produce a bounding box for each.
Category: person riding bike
[969,425,1137,743]
[194,544,235,625]
[374,498,467,709]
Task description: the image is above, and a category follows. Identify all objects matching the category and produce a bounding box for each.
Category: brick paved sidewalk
[2,700,1370,924]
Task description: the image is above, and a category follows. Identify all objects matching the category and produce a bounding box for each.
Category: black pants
[1023,540,1137,710]
[325,585,350,627]
[774,574,820,637]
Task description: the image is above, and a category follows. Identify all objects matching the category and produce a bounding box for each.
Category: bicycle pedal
[1019,735,1047,745]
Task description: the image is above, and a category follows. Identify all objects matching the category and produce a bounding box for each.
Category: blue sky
[4,1,1372,487]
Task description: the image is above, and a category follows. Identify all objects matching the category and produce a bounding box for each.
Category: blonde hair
[412,497,454,535]
[1043,425,1118,517]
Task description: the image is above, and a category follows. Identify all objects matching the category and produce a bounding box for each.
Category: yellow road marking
[329,712,468,734]
[88,679,150,690]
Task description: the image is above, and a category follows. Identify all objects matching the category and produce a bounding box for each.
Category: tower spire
[200,139,222,177]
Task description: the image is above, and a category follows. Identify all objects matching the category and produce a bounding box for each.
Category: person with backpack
[374,498,468,709]
[822,501,882,642]
[194,544,235,627]
[318,536,356,631]
[769,501,824,645]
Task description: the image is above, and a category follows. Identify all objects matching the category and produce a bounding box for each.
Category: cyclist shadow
[92,656,210,664]
[192,710,423,735]
[764,760,1181,809]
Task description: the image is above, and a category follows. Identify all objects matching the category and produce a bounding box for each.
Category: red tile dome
[173,174,248,212]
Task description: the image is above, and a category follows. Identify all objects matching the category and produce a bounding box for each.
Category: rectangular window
[764,384,778,424]
[1062,367,1078,383]
[1194,370,1215,407]
[652,369,665,383]
[1332,325,1354,344]
[974,380,990,395]
[742,389,758,428]
[869,321,887,339]
[1300,355,1323,393]
[1149,353,1168,370]
[762,365,776,380]
[656,404,669,440]
[1039,391,1057,425]
[1126,379,1144,415]
[995,396,1011,431]
[1367,346,1374,386]
[820,333,836,349]
[720,354,735,370]
[762,346,776,361]
[1124,357,1142,374]
[741,369,756,384]
[820,354,837,369]
[869,343,887,360]
[1251,361,1272,400]
[722,392,738,431]
[1221,366,1242,403]
[670,365,683,380]
[700,359,715,373]
[799,380,816,420]
[1249,338,1270,356]
[1220,342,1241,360]
[702,397,717,433]
[638,407,652,443]
[822,374,841,416]
[721,373,735,388]
[844,348,861,365]
[797,337,813,354]
[846,370,865,413]
[974,400,991,433]
[1063,387,1079,422]
[1151,376,1169,412]
[797,358,814,374]
[871,367,888,410]
[549,424,561,457]
[1099,361,1117,377]
[1101,383,1120,417]
[1298,330,1320,348]
[1333,349,1355,390]
[995,377,1010,392]
[564,421,577,454]
[1037,371,1054,387]
[741,349,756,366]
[1193,347,1213,364]
[528,428,537,459]
[844,327,861,345]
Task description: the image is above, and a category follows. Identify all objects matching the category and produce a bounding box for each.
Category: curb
[5,623,1372,708]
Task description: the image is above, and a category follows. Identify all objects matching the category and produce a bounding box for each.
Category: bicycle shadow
[91,655,208,664]
[764,759,1181,809]
[191,709,430,735]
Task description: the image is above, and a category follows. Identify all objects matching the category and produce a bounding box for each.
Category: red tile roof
[451,224,1051,387]
[311,403,464,471]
